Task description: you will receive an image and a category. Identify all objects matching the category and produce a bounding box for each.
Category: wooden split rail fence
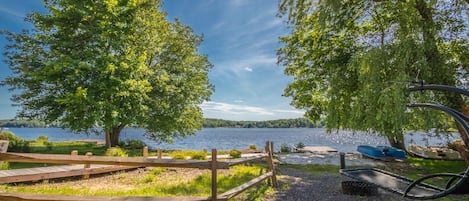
[0,141,277,201]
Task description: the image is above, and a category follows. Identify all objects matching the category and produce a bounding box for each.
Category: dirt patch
[3,167,223,195]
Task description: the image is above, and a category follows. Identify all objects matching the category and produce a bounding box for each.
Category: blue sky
[0,0,305,121]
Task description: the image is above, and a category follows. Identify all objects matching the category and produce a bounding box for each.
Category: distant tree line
[203,118,321,128]
[0,118,322,128]
[0,119,48,128]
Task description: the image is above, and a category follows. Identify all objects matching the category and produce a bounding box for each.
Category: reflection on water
[6,128,460,153]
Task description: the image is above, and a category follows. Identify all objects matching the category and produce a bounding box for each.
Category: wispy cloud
[272,109,306,115]
[201,101,304,121]
[0,6,25,18]
[162,1,298,121]
[0,1,299,121]
[202,101,274,115]
[213,54,277,76]
[203,1,284,56]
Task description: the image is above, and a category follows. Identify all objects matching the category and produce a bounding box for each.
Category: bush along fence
[0,140,277,201]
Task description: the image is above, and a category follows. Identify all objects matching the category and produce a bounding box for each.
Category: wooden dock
[296,146,338,153]
[0,164,139,183]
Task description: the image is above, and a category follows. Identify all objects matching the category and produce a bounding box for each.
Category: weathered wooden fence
[0,141,277,201]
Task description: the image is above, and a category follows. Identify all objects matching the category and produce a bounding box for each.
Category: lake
[4,127,459,153]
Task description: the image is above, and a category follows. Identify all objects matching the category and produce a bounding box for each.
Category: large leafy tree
[278,0,469,150]
[1,0,213,148]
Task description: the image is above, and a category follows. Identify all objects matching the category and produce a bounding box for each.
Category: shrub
[11,140,31,152]
[248,144,257,150]
[190,151,207,160]
[295,142,305,149]
[172,153,186,160]
[126,140,146,149]
[229,149,242,158]
[0,131,17,141]
[37,135,49,143]
[45,141,53,151]
[118,141,126,147]
[105,147,128,157]
[280,144,291,153]
[0,131,30,152]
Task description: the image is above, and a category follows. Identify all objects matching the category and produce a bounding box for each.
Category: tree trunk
[387,133,406,150]
[104,125,125,148]
[105,130,111,148]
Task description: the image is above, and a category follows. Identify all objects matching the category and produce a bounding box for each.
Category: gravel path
[263,166,410,201]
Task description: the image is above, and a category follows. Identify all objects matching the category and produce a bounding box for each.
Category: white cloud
[162,1,298,121]
[272,109,306,115]
[201,101,304,121]
[201,101,274,115]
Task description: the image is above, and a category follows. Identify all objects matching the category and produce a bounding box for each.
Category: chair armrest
[403,173,464,199]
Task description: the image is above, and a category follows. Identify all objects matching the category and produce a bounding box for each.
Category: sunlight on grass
[391,157,467,191]
[28,141,106,155]
[0,165,268,198]
[406,157,466,175]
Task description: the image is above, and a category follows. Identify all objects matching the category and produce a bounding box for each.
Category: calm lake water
[4,127,459,153]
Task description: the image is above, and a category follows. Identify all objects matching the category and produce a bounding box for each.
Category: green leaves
[278,0,469,146]
[2,0,213,146]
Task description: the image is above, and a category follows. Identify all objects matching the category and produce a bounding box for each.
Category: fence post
[83,152,93,179]
[70,150,78,166]
[211,149,217,201]
[143,146,148,158]
[0,141,8,169]
[264,142,271,186]
[340,152,346,169]
[266,141,277,187]
[157,148,162,160]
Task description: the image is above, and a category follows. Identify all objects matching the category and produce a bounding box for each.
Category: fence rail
[0,141,277,201]
[0,152,224,169]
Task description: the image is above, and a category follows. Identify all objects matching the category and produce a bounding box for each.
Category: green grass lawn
[0,139,275,200]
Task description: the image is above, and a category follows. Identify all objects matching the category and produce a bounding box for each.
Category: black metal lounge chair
[341,84,469,200]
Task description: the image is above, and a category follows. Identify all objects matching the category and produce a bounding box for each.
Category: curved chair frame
[404,103,469,199]
[341,84,469,200]
[406,84,469,199]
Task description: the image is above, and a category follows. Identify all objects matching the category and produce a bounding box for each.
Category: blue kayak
[357,145,407,160]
